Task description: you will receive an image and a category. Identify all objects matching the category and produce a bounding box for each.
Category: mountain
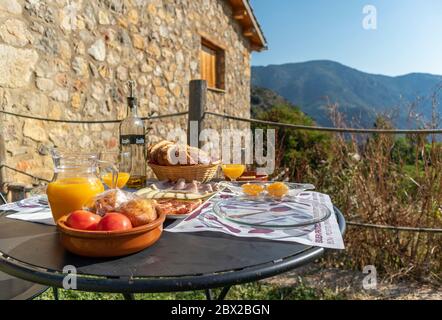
[251,86,294,117]
[251,60,442,127]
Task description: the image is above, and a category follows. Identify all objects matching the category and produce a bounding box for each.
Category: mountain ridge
[251,60,442,127]
[253,60,442,79]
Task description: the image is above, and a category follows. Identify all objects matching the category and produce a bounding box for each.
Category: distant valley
[251,60,442,128]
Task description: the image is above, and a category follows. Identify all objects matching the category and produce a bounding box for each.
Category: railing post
[7,183,29,202]
[188,80,207,148]
[0,116,7,187]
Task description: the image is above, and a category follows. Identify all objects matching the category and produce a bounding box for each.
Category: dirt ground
[263,263,442,300]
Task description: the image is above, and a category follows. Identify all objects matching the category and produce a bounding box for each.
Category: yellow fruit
[267,182,289,198]
[242,183,265,196]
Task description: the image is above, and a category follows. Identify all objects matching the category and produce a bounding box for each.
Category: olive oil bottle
[119,80,147,189]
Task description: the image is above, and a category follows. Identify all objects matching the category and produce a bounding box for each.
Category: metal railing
[0,164,51,183]
[344,221,442,233]
[0,110,188,187]
[205,111,442,134]
[0,109,188,124]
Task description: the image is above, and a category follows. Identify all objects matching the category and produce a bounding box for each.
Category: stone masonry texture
[0,0,253,184]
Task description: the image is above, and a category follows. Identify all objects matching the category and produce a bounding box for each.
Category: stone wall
[0,0,252,184]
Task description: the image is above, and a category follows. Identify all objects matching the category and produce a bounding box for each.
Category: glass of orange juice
[221,148,247,181]
[221,164,246,181]
[100,151,131,189]
[47,150,116,222]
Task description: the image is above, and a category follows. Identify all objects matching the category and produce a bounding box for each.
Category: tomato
[66,210,101,231]
[97,212,132,231]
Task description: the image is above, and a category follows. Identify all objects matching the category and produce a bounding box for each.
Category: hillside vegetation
[252,60,442,128]
[250,88,442,283]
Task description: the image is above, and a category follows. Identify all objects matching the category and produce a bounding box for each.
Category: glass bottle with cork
[119,80,147,189]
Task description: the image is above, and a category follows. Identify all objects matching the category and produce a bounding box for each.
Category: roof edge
[227,0,268,51]
[242,0,267,50]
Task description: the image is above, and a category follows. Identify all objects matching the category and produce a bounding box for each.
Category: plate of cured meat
[136,179,223,219]
[155,199,203,219]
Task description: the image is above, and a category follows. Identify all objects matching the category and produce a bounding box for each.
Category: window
[200,38,225,91]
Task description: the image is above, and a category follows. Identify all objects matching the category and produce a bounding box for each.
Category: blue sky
[250,0,442,76]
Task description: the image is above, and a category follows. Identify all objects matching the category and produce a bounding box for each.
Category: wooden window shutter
[200,37,225,91]
[200,45,217,88]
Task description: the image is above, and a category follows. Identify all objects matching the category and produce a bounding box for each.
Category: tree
[252,104,331,180]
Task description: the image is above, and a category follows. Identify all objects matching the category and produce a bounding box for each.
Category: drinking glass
[221,147,247,181]
[221,164,246,181]
[99,151,131,189]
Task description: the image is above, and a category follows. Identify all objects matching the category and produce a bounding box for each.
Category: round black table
[0,272,48,300]
[0,208,345,300]
[0,194,49,300]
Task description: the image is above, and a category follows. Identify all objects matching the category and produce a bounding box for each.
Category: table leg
[52,287,59,300]
[217,286,231,300]
[205,286,232,300]
[204,289,213,300]
[122,293,136,300]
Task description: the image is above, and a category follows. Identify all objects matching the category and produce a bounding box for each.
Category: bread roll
[187,146,211,165]
[165,144,186,165]
[157,143,174,165]
[148,141,172,163]
[148,140,216,166]
[118,199,158,227]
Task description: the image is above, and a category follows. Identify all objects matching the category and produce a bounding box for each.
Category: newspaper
[0,196,55,226]
[166,190,345,249]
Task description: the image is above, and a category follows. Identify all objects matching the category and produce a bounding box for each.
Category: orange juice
[102,172,130,188]
[267,182,289,198]
[47,177,104,222]
[221,164,246,181]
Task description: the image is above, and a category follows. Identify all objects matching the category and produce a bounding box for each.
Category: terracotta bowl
[57,212,166,258]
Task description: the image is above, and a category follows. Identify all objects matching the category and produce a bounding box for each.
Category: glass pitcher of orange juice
[46,149,117,222]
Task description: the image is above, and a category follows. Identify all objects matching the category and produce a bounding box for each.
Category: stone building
[0,0,266,186]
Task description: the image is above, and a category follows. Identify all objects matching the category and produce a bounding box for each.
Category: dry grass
[317,134,441,283]
[276,104,442,284]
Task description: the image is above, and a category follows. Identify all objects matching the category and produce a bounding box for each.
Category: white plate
[213,197,331,229]
[163,191,219,220]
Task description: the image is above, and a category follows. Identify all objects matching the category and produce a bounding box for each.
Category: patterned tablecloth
[167,190,345,249]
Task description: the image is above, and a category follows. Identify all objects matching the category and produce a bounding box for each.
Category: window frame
[199,35,226,93]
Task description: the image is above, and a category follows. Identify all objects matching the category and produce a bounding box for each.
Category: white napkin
[6,210,55,226]
[1,196,56,226]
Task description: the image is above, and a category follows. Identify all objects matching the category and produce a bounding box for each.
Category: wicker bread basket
[149,162,220,183]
